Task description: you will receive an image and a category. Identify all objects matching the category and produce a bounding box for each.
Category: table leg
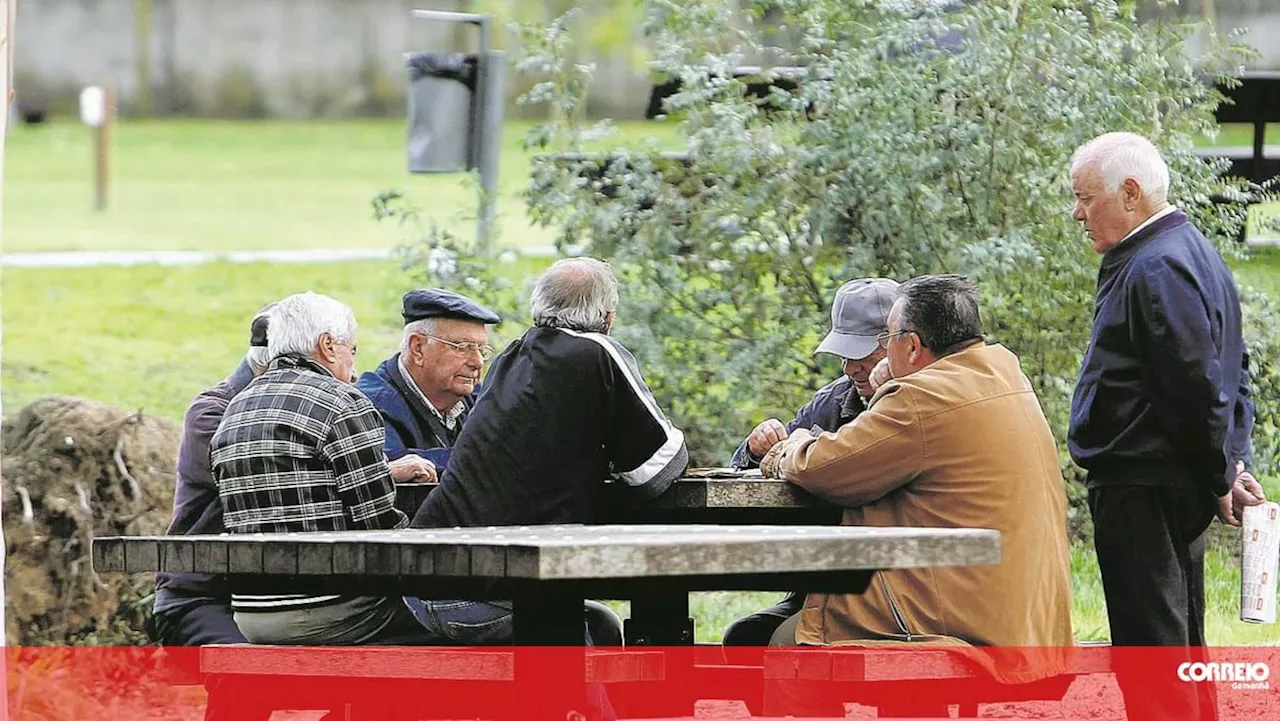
[513,585,589,721]
[623,591,694,717]
[625,591,693,645]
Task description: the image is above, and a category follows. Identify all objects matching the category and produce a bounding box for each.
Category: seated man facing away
[409,257,688,643]
[760,274,1073,709]
[211,291,433,645]
[152,303,278,721]
[154,302,275,648]
[356,288,500,470]
[724,277,898,649]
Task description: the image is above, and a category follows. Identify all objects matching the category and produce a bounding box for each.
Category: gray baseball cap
[814,278,900,360]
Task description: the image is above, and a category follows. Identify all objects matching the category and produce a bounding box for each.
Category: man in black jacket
[1068,131,1267,721]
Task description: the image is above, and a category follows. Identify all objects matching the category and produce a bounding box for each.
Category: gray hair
[530,258,619,333]
[266,291,358,360]
[1070,132,1170,203]
[400,318,438,353]
[897,274,983,357]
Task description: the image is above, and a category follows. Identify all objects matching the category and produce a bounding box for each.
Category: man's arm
[322,401,409,530]
[731,384,837,469]
[602,343,689,499]
[1134,263,1233,496]
[762,383,922,507]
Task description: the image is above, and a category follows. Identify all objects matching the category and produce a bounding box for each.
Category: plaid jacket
[211,353,407,611]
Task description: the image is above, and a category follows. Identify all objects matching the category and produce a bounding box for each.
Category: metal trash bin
[406,52,478,173]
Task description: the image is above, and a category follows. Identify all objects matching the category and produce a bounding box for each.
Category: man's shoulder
[244,366,373,415]
[354,358,404,405]
[812,376,855,401]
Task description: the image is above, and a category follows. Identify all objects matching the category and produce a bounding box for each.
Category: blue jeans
[402,597,515,644]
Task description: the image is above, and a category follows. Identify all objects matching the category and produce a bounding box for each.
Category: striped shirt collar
[398,356,466,431]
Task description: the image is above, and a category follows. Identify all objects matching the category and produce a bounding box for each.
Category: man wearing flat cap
[356,288,501,472]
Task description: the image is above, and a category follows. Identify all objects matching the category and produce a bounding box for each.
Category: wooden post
[95,85,115,211]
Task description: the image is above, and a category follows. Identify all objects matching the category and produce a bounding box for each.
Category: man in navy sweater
[1068,132,1267,721]
[722,277,898,651]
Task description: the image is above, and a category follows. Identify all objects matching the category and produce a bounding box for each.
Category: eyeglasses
[875,330,913,349]
[425,334,495,360]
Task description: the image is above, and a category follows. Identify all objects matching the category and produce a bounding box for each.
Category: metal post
[411,9,500,250]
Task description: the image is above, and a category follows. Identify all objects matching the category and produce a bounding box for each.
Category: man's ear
[407,333,426,363]
[318,332,337,362]
[1122,177,1143,210]
[605,311,616,333]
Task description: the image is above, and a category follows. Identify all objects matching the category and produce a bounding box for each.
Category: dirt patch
[3,396,180,645]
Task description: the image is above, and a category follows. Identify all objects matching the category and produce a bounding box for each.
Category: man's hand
[868,358,892,394]
[747,418,789,458]
[389,454,438,484]
[1217,460,1267,526]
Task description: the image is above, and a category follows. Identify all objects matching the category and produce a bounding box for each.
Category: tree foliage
[514,0,1280,532]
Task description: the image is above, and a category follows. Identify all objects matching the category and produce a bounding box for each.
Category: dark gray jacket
[153,360,255,615]
[731,376,866,469]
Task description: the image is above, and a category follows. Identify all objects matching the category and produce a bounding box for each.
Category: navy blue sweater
[1068,210,1253,497]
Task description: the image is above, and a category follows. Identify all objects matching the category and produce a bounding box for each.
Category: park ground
[2,119,1279,644]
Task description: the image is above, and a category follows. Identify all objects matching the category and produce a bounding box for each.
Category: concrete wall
[13,0,1280,120]
[15,0,654,119]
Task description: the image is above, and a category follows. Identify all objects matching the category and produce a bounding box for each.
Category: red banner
[5,646,1277,720]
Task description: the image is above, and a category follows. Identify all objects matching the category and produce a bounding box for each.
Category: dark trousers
[721,592,805,664]
[152,602,272,721]
[1089,484,1218,721]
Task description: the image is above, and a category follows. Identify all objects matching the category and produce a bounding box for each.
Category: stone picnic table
[94,524,1000,719]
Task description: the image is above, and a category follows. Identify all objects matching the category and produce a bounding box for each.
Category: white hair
[1070,132,1170,202]
[400,318,438,353]
[266,291,358,360]
[530,258,619,333]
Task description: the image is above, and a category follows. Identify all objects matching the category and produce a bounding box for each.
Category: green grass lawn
[1,119,683,253]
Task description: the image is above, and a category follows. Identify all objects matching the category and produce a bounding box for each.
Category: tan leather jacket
[765,342,1074,683]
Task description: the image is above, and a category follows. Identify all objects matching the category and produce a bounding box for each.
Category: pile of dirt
[3,396,180,645]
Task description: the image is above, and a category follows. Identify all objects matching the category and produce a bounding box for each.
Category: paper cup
[1241,501,1280,624]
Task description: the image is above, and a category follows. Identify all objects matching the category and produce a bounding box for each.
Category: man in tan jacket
[761,274,1073,691]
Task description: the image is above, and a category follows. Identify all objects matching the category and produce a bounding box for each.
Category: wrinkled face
[405,318,489,404]
[319,331,358,383]
[1071,165,1136,254]
[843,347,888,398]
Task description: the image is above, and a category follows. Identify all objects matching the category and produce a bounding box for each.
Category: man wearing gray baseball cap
[723,276,898,651]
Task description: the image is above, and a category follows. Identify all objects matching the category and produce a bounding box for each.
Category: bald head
[530,257,620,334]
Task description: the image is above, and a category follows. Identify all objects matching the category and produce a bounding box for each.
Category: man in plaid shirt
[211,291,435,645]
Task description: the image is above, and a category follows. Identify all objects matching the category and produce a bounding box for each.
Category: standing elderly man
[211,291,433,645]
[723,277,898,650]
[409,257,687,644]
[1068,132,1266,721]
[356,289,500,470]
[759,275,1073,714]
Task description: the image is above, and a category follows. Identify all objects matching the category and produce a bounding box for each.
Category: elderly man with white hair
[211,291,434,645]
[408,258,687,645]
[1068,132,1266,721]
